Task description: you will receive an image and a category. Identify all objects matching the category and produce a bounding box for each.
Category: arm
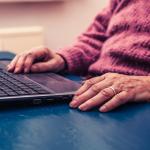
[7,0,119,74]
[57,0,119,75]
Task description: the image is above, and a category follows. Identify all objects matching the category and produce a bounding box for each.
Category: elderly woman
[8,0,150,112]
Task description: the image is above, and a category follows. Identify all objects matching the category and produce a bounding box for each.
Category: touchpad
[26,73,80,93]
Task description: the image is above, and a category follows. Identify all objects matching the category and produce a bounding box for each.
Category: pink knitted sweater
[58,0,150,76]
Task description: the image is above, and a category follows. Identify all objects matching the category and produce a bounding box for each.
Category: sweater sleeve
[57,0,119,75]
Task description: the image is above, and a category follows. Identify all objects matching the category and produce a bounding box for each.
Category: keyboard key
[0,91,8,97]
[24,89,38,95]
[8,92,18,96]
[0,94,8,97]
[16,91,28,95]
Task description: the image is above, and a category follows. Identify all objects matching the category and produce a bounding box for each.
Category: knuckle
[115,93,127,104]
[85,79,95,86]
[91,84,100,93]
[38,45,45,50]
[18,52,26,57]
[24,62,30,68]
[43,47,50,55]
[104,72,119,78]
[115,94,122,101]
[101,89,112,98]
[15,64,21,69]
[17,54,22,57]
[114,83,124,92]
[45,47,50,53]
[27,52,33,57]
[16,62,23,68]
[104,72,113,77]
[18,54,26,61]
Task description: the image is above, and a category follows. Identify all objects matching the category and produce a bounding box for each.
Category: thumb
[31,60,57,73]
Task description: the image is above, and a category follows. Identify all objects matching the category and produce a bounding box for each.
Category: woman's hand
[70,73,150,112]
[7,46,65,74]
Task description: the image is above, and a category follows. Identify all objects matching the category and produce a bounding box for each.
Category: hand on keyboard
[7,46,66,74]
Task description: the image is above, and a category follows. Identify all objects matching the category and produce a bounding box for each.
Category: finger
[33,47,54,61]
[31,59,56,73]
[70,79,112,108]
[75,76,105,96]
[79,87,116,111]
[23,53,35,73]
[99,91,128,112]
[7,55,20,72]
[14,55,27,73]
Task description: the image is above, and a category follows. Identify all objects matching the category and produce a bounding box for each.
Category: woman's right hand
[7,46,66,74]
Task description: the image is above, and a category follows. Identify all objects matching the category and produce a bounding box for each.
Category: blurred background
[0,0,108,53]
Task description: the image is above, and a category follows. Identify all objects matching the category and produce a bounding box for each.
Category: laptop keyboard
[0,69,50,97]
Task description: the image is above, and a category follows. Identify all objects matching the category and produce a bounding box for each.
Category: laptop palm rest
[26,73,81,93]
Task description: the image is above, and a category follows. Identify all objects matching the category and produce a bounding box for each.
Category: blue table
[0,52,150,150]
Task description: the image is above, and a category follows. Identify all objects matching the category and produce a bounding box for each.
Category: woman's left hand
[70,73,150,112]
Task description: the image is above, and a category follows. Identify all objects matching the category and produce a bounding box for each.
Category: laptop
[0,60,81,105]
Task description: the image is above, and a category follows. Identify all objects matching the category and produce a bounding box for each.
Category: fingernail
[100,106,107,112]
[7,67,10,71]
[7,68,12,72]
[79,105,87,111]
[69,100,78,108]
[24,68,28,73]
[14,69,19,74]
[7,65,11,70]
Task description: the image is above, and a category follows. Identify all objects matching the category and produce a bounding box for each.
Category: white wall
[0,0,108,52]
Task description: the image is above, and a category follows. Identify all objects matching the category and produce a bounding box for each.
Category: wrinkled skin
[70,73,150,112]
